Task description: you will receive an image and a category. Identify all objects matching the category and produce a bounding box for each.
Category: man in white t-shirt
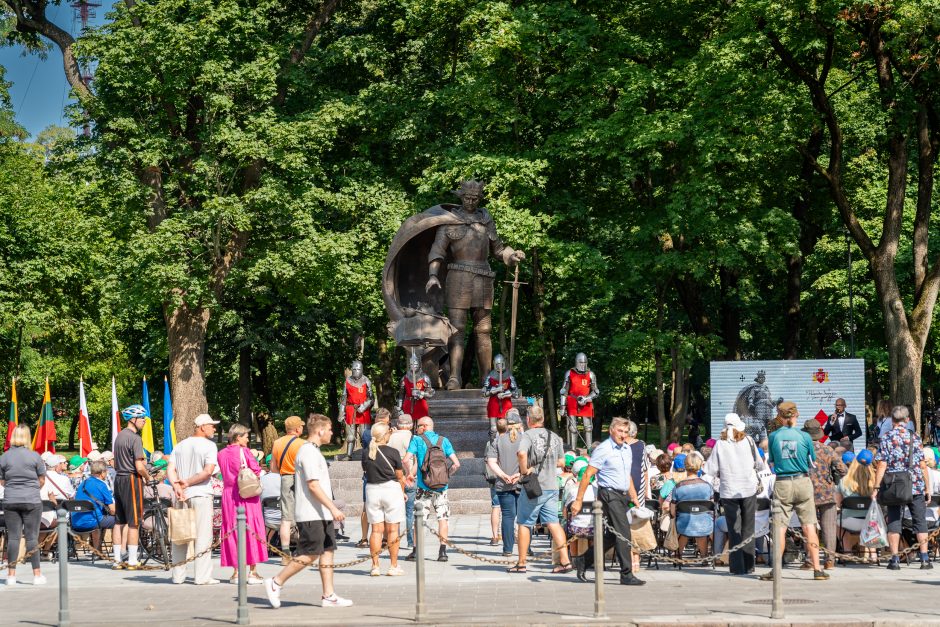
[167,413,220,585]
[264,414,352,609]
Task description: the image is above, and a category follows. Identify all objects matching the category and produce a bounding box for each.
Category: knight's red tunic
[565,369,594,418]
[344,380,371,425]
[486,375,513,419]
[402,376,430,419]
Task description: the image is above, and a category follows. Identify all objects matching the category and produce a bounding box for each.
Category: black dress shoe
[404,550,417,561]
[620,574,646,586]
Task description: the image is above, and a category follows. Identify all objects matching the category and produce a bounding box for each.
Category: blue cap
[841,451,856,465]
[673,454,687,471]
[856,449,874,465]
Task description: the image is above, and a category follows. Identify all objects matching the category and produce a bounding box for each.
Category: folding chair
[262,496,280,543]
[61,500,97,562]
[41,501,60,562]
[753,497,772,564]
[837,495,878,564]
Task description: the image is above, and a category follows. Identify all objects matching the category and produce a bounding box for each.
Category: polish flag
[111,376,121,450]
[78,378,95,456]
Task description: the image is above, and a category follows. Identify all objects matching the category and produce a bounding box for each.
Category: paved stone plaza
[4,514,940,626]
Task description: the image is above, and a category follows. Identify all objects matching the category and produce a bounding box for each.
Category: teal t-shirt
[767,426,815,476]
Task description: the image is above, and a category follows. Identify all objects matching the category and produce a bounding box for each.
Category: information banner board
[709,359,866,451]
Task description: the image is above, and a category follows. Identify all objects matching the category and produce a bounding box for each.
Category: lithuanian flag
[32,378,56,454]
[3,378,17,451]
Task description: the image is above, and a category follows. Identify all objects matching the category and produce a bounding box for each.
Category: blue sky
[0,4,107,139]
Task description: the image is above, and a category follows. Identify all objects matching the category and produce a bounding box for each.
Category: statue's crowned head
[351,360,363,379]
[455,179,484,213]
[575,352,588,373]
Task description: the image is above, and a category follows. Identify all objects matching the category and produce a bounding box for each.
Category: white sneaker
[370,566,381,577]
[264,578,281,609]
[387,566,404,576]
[5,577,16,586]
[321,593,353,608]
[195,578,220,585]
[32,575,47,586]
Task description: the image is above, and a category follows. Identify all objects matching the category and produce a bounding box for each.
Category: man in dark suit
[823,398,862,443]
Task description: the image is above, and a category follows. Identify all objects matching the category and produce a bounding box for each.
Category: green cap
[265,454,272,466]
[152,458,168,470]
[564,452,576,467]
[69,455,87,470]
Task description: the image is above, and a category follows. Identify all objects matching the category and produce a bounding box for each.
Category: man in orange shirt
[271,416,306,562]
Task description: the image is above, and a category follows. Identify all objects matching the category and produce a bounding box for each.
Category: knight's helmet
[493,354,506,373]
[408,351,420,375]
[351,360,363,379]
[574,352,588,373]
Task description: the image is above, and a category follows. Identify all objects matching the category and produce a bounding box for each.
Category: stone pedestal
[425,389,528,456]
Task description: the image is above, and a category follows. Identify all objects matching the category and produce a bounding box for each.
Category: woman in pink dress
[217,423,268,583]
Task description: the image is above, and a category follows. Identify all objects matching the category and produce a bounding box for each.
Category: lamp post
[845,228,856,358]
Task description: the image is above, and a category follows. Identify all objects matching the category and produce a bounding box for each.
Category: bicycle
[138,481,173,567]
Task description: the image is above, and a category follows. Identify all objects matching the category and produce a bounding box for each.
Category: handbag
[663,516,679,551]
[237,447,263,499]
[879,432,916,506]
[168,502,197,545]
[520,433,549,499]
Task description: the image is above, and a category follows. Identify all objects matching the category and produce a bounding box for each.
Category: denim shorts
[516,489,560,527]
[490,486,499,507]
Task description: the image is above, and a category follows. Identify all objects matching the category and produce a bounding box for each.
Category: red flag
[78,378,94,456]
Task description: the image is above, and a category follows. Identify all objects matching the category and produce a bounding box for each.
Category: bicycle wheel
[140,507,172,566]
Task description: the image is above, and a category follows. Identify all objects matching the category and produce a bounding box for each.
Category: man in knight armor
[398,352,435,420]
[425,180,525,389]
[341,360,375,457]
[560,353,600,449]
[482,354,519,440]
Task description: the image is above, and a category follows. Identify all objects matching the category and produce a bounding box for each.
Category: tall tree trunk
[252,351,272,413]
[719,268,741,360]
[669,344,691,442]
[655,299,667,444]
[164,301,210,440]
[327,377,340,445]
[376,337,396,411]
[68,413,78,450]
[531,248,557,430]
[784,128,825,359]
[239,345,259,438]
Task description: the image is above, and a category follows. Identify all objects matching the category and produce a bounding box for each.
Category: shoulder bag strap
[45,473,69,499]
[376,446,395,472]
[276,436,299,472]
[908,431,917,470]
[239,446,247,468]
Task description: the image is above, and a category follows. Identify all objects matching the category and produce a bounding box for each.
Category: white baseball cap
[46,454,66,467]
[101,451,114,460]
[194,413,220,426]
[87,450,102,462]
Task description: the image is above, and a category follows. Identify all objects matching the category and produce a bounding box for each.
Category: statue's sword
[504,264,527,373]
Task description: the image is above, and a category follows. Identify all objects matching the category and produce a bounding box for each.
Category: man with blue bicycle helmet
[111,404,153,570]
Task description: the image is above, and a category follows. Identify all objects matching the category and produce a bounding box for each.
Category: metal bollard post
[771,506,783,619]
[414,500,427,622]
[57,509,70,627]
[592,501,606,619]
[236,507,249,625]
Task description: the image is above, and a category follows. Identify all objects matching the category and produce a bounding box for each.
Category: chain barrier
[422,520,580,566]
[249,527,373,569]
[0,541,44,569]
[597,519,762,567]
[66,527,234,571]
[789,523,940,565]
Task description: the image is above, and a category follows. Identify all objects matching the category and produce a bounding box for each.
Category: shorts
[772,476,816,528]
[490,486,499,507]
[840,516,865,533]
[72,515,116,533]
[365,481,406,524]
[887,497,928,534]
[517,489,560,528]
[416,489,450,520]
[296,520,336,556]
[114,475,144,527]
[280,474,295,523]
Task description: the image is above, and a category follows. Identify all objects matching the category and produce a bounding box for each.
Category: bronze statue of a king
[382,180,523,389]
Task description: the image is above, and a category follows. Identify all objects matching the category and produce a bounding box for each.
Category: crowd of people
[1,396,939,607]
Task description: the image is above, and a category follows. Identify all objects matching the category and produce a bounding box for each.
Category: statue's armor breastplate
[566,369,594,417]
[445,222,492,265]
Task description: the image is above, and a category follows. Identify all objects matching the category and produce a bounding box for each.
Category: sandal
[356,539,369,548]
[552,563,573,574]
[507,564,527,573]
